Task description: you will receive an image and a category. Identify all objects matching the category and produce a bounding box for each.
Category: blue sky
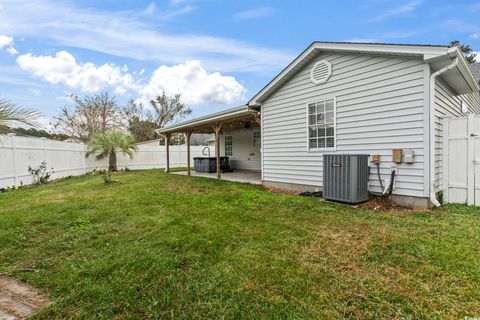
[0,0,480,129]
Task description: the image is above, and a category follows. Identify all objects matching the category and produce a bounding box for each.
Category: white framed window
[307,98,336,150]
[253,131,261,147]
[224,136,233,156]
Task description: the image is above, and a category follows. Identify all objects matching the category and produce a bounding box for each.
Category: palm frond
[0,99,42,129]
[86,130,137,160]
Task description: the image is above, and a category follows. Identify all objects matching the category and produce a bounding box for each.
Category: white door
[445,115,480,205]
[224,130,261,171]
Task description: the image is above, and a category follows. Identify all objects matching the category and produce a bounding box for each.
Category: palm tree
[0,99,41,133]
[86,131,137,172]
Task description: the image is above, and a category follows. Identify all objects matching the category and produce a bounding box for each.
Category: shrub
[103,171,113,184]
[27,161,52,184]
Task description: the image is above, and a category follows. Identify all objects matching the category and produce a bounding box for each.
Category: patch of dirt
[190,186,210,194]
[0,274,51,320]
[300,225,373,272]
[265,186,300,196]
[357,196,425,212]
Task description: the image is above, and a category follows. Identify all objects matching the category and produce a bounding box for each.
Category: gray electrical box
[323,154,369,204]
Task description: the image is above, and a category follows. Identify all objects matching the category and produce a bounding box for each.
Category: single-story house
[157,42,480,207]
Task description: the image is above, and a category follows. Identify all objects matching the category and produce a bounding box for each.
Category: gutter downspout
[429,54,459,207]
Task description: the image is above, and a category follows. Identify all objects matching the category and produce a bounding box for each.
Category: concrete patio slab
[0,275,51,320]
[172,170,262,185]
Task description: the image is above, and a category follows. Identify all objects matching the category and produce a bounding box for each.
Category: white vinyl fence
[0,134,211,188]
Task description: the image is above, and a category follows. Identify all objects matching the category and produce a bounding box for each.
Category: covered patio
[155,105,261,181]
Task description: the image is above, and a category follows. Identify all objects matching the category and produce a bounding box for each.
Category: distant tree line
[6,91,210,145]
[12,127,70,140]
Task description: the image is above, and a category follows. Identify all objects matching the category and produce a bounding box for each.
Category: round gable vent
[310,60,332,85]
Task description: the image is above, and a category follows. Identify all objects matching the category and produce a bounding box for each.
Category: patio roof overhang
[156,104,261,180]
[155,105,260,135]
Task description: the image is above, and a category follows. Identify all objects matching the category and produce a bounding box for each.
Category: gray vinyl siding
[433,79,480,192]
[219,129,261,171]
[261,52,427,197]
[460,90,480,114]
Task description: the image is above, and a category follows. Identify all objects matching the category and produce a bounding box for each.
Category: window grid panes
[224,136,233,156]
[308,98,335,149]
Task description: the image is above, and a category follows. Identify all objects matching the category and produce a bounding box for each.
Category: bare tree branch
[124,92,192,143]
[53,93,124,141]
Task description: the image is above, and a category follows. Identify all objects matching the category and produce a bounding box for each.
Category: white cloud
[141,2,195,20]
[234,7,274,21]
[370,0,423,22]
[6,46,18,55]
[0,0,292,73]
[16,51,139,93]
[17,50,246,106]
[139,60,246,106]
[0,34,18,55]
[0,35,13,48]
[38,116,54,131]
[472,51,480,62]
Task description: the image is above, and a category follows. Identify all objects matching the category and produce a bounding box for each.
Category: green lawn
[1,170,479,319]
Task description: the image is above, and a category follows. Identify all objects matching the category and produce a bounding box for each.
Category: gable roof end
[248,42,478,106]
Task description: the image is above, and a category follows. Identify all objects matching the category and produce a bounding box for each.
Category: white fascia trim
[452,47,480,92]
[310,42,448,56]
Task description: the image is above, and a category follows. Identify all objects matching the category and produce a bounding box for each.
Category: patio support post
[185,129,193,176]
[212,123,223,179]
[163,133,171,173]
